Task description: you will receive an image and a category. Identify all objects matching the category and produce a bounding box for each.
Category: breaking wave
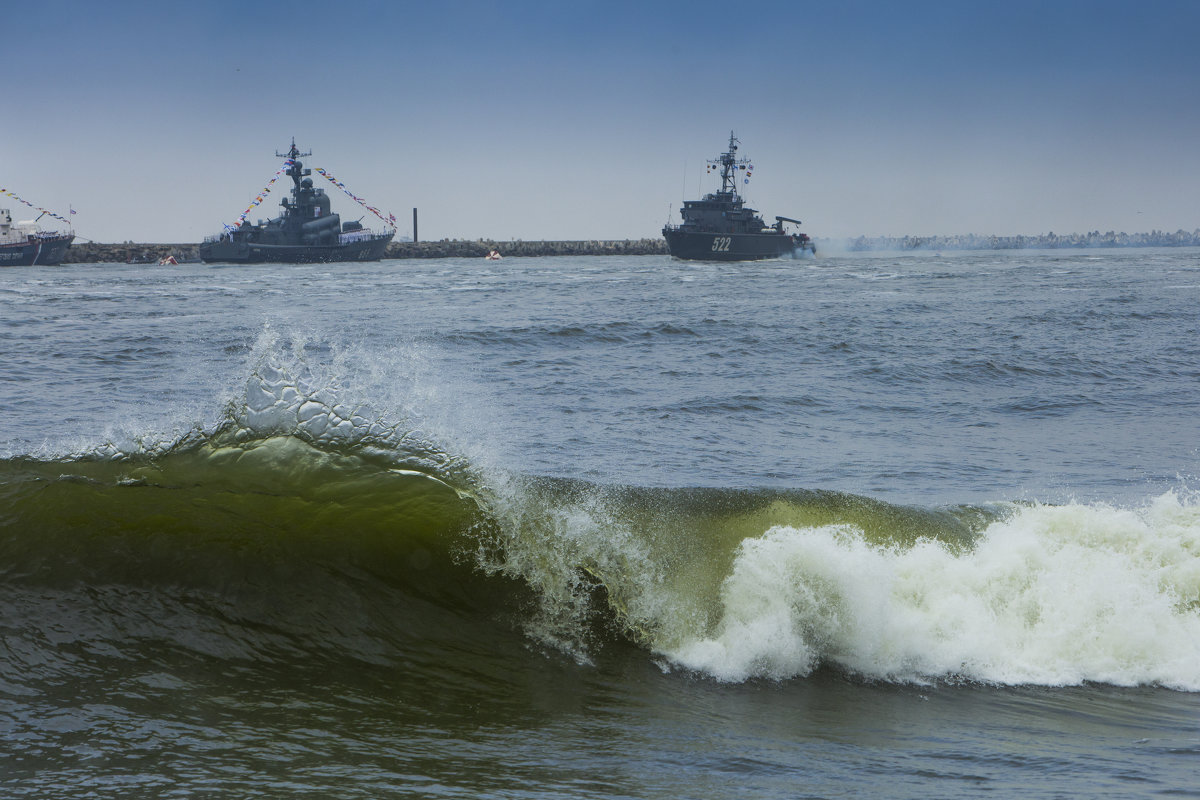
[3,332,1199,692]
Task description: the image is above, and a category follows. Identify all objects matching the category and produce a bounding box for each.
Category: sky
[3,0,1198,243]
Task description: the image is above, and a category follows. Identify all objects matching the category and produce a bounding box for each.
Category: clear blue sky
[3,0,1198,243]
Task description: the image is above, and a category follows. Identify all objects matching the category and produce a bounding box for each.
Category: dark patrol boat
[663,132,814,261]
[0,208,74,266]
[200,141,394,264]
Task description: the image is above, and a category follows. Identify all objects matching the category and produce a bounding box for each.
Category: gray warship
[663,132,814,261]
[0,208,74,266]
[200,141,394,264]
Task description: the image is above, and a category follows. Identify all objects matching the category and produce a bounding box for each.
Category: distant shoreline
[843,229,1200,251]
[57,230,1200,263]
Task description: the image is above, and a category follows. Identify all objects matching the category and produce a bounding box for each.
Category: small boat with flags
[200,140,395,264]
[662,132,814,261]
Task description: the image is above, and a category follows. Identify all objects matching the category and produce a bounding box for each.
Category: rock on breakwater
[63,242,200,264]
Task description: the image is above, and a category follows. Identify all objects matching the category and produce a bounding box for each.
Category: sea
[2,248,1199,798]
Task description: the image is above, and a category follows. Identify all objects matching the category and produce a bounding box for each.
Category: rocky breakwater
[55,239,668,263]
[64,242,200,264]
[385,239,668,258]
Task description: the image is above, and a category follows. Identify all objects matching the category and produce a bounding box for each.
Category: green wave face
[0,429,990,672]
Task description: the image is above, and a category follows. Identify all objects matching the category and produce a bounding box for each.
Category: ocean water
[2,249,1199,798]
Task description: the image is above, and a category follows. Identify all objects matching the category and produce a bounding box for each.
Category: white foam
[663,492,1200,689]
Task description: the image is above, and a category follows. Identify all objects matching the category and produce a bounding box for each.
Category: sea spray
[192,326,484,491]
[470,476,672,661]
[665,492,1200,688]
[468,481,982,665]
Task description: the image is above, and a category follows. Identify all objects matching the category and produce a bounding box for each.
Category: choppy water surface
[2,249,1199,798]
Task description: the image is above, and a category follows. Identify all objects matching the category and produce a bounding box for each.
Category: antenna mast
[708,130,750,199]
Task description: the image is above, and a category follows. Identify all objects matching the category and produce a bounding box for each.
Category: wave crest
[664,492,1200,689]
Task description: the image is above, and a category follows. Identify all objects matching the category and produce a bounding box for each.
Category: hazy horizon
[4,0,1198,244]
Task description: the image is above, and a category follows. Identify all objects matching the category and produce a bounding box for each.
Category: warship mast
[276,138,315,228]
[277,139,312,193]
[709,131,749,199]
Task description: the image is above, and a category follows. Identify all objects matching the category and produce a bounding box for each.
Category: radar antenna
[275,137,312,161]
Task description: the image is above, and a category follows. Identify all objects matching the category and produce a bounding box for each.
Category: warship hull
[663,229,812,261]
[199,234,392,264]
[0,233,74,266]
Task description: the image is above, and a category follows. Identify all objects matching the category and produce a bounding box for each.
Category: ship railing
[203,233,237,244]
[338,229,391,244]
